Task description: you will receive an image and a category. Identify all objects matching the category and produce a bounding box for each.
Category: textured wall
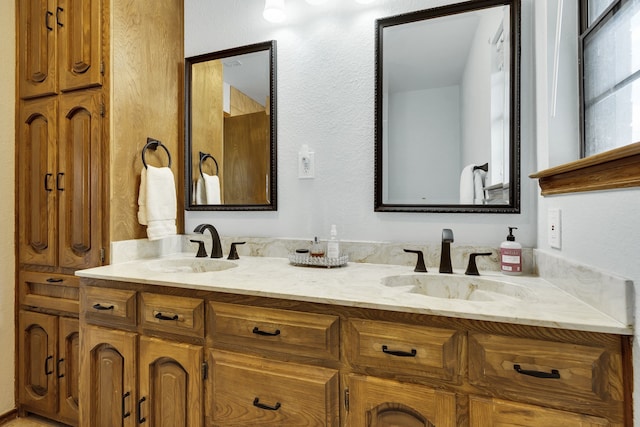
[0,0,16,415]
[184,0,538,247]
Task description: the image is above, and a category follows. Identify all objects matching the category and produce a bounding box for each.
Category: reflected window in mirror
[185,41,277,211]
[374,0,521,213]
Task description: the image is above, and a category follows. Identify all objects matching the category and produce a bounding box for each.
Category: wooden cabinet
[17,0,103,99]
[18,90,104,271]
[80,288,204,427]
[78,278,631,426]
[18,310,80,425]
[345,374,457,427]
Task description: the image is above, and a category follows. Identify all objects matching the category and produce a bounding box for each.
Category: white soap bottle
[327,225,340,259]
[500,226,522,275]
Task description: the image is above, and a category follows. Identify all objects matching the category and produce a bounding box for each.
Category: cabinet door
[345,374,457,427]
[56,0,103,92]
[469,396,614,426]
[18,0,58,98]
[80,325,137,427]
[57,90,104,269]
[58,317,79,424]
[18,310,59,416]
[18,98,58,268]
[138,336,203,427]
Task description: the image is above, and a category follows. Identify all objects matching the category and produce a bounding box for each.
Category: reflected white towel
[459,164,475,204]
[137,166,177,240]
[473,169,487,204]
[202,173,221,205]
[195,177,206,204]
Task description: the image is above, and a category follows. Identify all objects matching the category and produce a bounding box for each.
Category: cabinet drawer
[20,271,79,314]
[469,333,625,415]
[140,292,205,339]
[82,286,136,328]
[208,350,339,426]
[209,302,340,361]
[346,318,464,383]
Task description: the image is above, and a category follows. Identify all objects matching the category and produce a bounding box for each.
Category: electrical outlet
[298,150,315,179]
[548,208,561,249]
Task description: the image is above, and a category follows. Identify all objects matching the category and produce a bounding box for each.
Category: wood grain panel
[18,98,58,268]
[346,374,457,427]
[18,310,58,415]
[57,0,103,92]
[82,286,136,328]
[138,336,203,427]
[58,317,79,424]
[58,90,104,269]
[140,292,204,339]
[469,396,615,426]
[346,318,464,384]
[18,0,57,98]
[208,350,339,426]
[469,332,624,422]
[19,270,79,314]
[109,0,184,241]
[79,325,137,427]
[210,302,339,361]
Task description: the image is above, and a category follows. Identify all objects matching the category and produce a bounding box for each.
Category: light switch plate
[548,208,561,249]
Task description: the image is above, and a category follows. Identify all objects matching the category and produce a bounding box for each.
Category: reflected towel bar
[199,151,219,178]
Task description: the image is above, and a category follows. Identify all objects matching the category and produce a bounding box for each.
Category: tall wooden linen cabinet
[15,0,184,425]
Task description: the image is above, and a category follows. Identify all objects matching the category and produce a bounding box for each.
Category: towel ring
[474,163,489,172]
[199,151,219,178]
[142,137,172,169]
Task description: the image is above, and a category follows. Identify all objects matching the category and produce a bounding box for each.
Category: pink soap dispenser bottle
[500,226,522,275]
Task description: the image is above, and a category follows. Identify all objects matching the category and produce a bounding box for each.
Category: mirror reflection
[375,0,520,213]
[185,41,277,211]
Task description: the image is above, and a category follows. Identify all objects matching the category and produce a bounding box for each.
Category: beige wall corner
[0,0,16,416]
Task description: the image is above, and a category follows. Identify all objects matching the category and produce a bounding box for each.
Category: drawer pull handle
[44,355,54,375]
[138,396,147,424]
[514,364,560,379]
[382,345,417,357]
[253,397,281,411]
[252,326,281,337]
[46,277,63,283]
[155,312,179,321]
[57,358,65,378]
[93,303,114,311]
[122,391,131,419]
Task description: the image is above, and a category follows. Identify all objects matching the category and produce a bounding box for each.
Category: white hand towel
[459,164,475,204]
[195,177,206,204]
[202,173,221,205]
[137,166,177,240]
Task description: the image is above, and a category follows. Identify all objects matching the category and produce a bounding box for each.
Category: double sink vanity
[72,237,632,426]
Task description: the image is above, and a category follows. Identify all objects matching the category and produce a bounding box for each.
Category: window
[580,0,640,157]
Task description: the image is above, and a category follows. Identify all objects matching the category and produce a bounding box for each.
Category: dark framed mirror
[185,40,277,211]
[374,0,520,213]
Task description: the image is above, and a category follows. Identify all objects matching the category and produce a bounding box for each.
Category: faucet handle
[465,252,492,276]
[403,249,427,273]
[190,239,208,258]
[227,242,246,260]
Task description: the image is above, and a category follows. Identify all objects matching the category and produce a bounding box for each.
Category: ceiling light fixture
[263,0,286,23]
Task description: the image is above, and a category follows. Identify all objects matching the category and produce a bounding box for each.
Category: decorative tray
[288,253,349,268]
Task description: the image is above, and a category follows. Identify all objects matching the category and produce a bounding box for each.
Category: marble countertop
[76,253,632,335]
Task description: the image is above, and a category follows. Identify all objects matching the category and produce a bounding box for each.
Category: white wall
[0,0,16,415]
[387,86,461,204]
[184,0,537,248]
[534,0,640,422]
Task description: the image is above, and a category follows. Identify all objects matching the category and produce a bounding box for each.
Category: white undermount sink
[145,258,238,273]
[381,274,531,302]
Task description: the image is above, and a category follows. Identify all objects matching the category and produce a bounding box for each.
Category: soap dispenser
[327,225,340,259]
[500,226,522,275]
